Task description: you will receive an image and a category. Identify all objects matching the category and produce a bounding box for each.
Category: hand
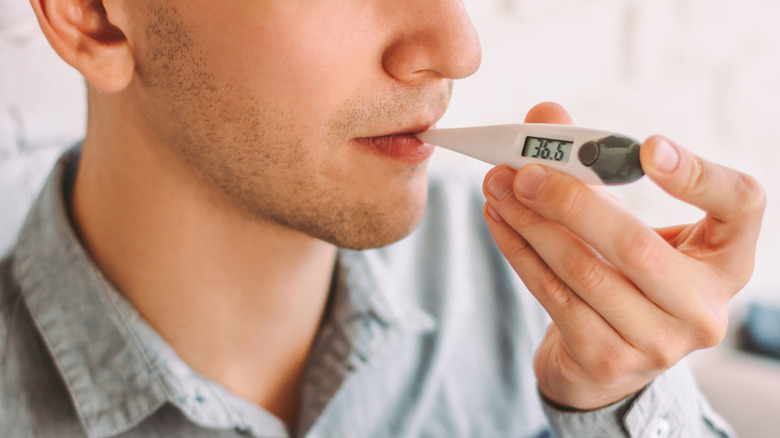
[482,102,766,410]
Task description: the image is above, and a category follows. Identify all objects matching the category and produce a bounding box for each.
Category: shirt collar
[334,248,435,337]
[15,146,170,438]
[14,145,435,437]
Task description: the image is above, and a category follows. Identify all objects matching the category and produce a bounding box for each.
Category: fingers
[482,168,718,408]
[641,136,766,240]
[524,102,575,125]
[483,168,678,355]
[642,136,766,282]
[483,105,762,408]
[482,200,621,352]
[504,163,692,308]
[491,161,732,346]
[485,168,688,357]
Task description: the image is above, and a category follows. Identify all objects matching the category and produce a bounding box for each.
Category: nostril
[381,6,483,82]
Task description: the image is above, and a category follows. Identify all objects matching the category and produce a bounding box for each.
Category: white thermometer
[416,124,644,185]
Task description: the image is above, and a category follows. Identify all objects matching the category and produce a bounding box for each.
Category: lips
[352,125,436,164]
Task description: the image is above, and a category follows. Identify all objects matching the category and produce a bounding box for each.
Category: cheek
[189,4,380,131]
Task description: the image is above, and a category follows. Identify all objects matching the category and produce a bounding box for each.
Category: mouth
[352,125,437,164]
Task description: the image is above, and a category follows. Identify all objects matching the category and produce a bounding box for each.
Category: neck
[71,91,337,428]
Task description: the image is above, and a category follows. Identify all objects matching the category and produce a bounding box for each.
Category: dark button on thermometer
[578,141,600,166]
[416,123,644,185]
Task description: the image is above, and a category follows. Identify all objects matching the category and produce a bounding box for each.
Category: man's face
[123,1,481,249]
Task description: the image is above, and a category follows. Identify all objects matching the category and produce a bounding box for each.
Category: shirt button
[644,418,671,438]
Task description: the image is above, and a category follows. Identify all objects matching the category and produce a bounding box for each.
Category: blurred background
[2,0,779,435]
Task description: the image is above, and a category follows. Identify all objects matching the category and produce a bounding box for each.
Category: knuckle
[671,298,729,352]
[697,323,727,349]
[734,173,767,215]
[644,336,681,370]
[636,319,687,371]
[496,198,546,231]
[591,342,634,382]
[689,306,729,349]
[640,328,682,370]
[648,348,678,370]
[681,156,711,199]
[538,273,574,308]
[511,206,545,230]
[569,259,609,292]
[621,229,664,274]
[557,184,590,221]
[502,235,532,260]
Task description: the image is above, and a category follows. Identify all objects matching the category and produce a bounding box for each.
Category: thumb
[524,102,575,125]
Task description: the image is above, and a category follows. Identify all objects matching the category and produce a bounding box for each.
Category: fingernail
[487,170,515,199]
[653,138,680,174]
[515,165,548,199]
[486,204,503,222]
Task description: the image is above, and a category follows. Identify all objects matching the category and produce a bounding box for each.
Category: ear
[29,0,134,93]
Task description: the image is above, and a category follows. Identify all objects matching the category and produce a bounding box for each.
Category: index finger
[641,136,766,229]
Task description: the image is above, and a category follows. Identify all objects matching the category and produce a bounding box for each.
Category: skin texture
[29,0,765,429]
[30,0,481,428]
[110,1,472,251]
[483,103,766,409]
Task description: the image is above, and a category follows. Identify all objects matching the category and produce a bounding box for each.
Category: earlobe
[29,0,135,93]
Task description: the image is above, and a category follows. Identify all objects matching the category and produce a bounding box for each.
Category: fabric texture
[0,146,734,437]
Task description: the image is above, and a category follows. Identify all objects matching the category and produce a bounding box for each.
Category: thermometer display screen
[522,137,573,163]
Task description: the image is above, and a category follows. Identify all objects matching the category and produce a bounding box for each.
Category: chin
[318,187,429,251]
[339,218,424,250]
[320,162,430,250]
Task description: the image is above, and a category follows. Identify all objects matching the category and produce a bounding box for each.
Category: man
[0,0,765,437]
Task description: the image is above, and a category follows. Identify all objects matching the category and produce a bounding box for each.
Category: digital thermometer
[416,124,644,185]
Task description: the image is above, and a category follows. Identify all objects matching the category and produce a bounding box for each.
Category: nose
[382,0,482,83]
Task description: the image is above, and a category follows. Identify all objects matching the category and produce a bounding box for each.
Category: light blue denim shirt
[1,146,734,437]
